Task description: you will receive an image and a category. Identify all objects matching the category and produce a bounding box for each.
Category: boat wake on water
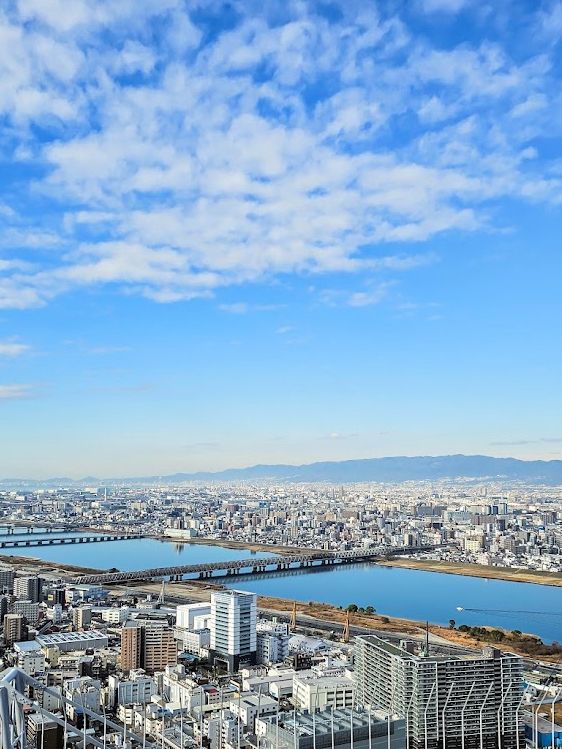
[456,606,561,617]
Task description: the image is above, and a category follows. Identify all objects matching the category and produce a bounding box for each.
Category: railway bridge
[71,544,441,585]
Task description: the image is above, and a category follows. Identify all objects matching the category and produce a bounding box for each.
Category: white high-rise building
[210,590,257,671]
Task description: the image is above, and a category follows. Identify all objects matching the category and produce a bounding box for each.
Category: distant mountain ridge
[2,454,562,488]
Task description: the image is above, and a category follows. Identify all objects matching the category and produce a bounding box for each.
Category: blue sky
[1,0,562,478]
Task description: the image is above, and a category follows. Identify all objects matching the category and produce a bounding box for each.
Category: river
[1,534,560,643]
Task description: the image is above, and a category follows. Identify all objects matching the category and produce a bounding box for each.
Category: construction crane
[157,578,166,605]
[342,610,351,643]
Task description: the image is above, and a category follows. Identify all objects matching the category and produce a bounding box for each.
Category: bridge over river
[0,534,145,549]
[71,544,441,585]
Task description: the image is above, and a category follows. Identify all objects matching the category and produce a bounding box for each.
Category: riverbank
[159,535,319,556]
[160,536,562,587]
[2,550,559,663]
[132,578,562,664]
[378,558,562,587]
[256,595,561,663]
[0,553,100,576]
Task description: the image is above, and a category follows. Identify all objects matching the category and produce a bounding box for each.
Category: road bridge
[71,544,440,585]
[0,525,71,537]
[0,534,145,549]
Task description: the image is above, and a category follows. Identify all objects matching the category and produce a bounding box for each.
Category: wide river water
[0,532,560,643]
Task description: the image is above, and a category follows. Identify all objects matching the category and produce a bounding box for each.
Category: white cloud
[0,2,559,308]
[0,341,30,357]
[0,384,33,399]
[348,283,394,308]
[219,303,249,314]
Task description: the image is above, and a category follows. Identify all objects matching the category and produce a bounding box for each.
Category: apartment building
[354,635,524,749]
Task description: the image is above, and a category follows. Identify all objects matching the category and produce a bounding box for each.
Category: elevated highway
[71,544,441,585]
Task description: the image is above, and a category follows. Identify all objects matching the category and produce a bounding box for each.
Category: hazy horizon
[3,452,562,482]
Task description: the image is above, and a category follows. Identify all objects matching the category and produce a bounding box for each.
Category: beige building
[143,620,177,673]
[4,613,24,646]
[121,621,143,671]
[121,619,177,674]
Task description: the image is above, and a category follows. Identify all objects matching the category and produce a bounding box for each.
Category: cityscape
[1,0,562,748]
[0,478,558,748]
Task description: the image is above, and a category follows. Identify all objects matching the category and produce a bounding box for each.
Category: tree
[448,619,456,629]
[365,606,376,615]
[346,604,358,612]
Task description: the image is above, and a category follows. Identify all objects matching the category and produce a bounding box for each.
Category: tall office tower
[4,613,25,645]
[121,621,143,671]
[14,576,43,603]
[121,619,177,674]
[354,635,523,749]
[0,569,15,593]
[210,590,257,671]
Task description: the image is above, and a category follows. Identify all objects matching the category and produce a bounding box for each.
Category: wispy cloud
[0,3,559,308]
[0,341,30,357]
[0,384,34,399]
[318,281,395,308]
[348,283,393,308]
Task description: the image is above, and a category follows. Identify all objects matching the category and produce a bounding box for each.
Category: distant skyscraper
[210,590,257,671]
[354,635,523,749]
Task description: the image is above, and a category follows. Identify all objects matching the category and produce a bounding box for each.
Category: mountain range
[2,454,562,488]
